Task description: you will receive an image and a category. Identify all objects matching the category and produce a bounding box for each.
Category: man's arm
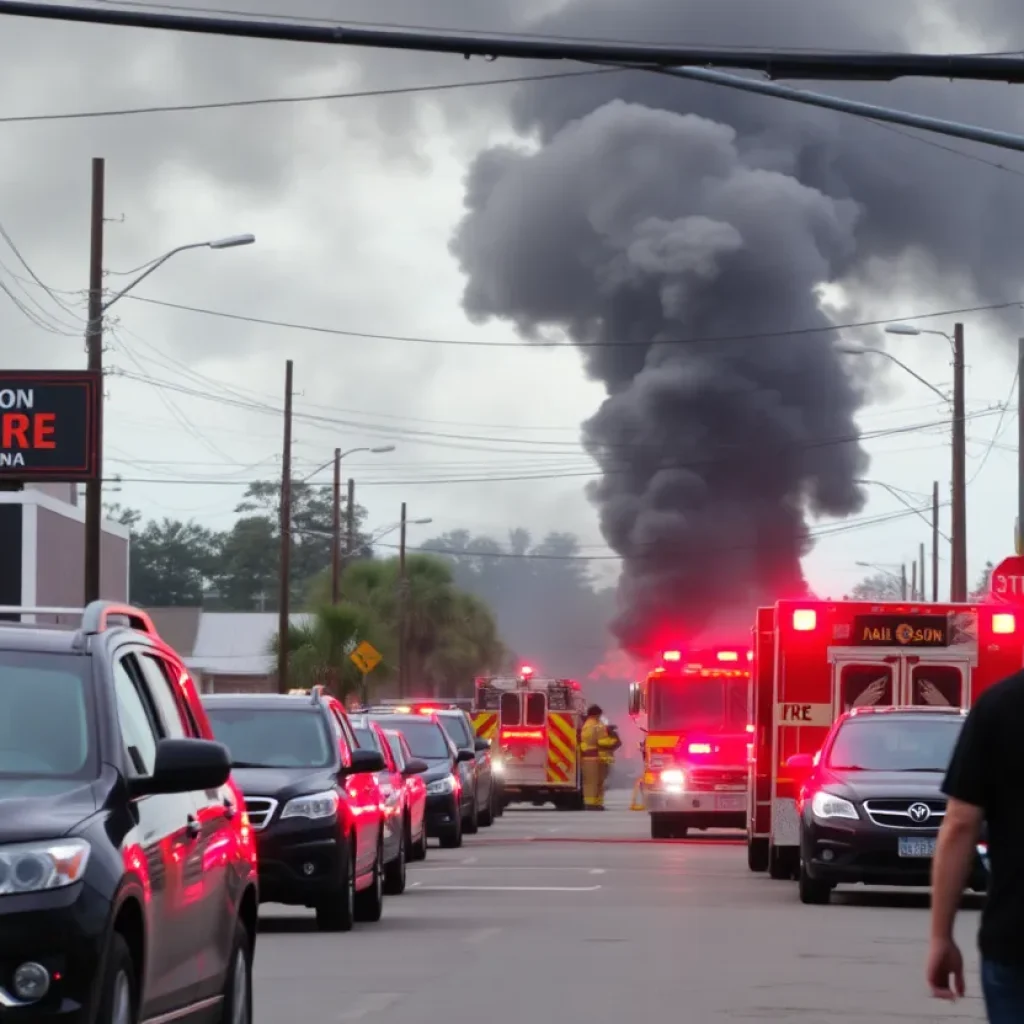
[931,798,983,942]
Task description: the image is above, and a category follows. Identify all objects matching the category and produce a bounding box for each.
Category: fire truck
[472,666,586,810]
[628,645,753,839]
[747,597,1024,879]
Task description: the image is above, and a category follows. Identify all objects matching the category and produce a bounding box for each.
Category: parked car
[350,714,428,893]
[0,600,258,1022]
[382,728,428,861]
[204,688,388,932]
[432,708,497,830]
[368,712,475,848]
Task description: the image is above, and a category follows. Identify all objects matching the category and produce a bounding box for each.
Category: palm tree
[270,602,392,700]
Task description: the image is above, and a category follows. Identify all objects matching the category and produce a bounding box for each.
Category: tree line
[848,562,995,602]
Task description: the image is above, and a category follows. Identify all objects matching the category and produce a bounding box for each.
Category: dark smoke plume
[449,0,1024,655]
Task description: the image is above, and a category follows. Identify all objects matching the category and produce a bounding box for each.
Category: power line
[124,293,1022,350]
[968,364,1020,484]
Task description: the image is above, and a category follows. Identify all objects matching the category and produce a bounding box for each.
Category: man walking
[928,672,1024,1020]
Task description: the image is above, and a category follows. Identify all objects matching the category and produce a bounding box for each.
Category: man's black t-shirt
[942,670,1024,965]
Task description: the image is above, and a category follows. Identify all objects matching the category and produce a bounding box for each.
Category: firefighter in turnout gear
[581,706,619,809]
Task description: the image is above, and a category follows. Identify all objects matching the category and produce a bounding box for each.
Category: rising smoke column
[451,100,870,654]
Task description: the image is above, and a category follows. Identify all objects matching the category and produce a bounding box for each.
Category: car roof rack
[0,601,158,638]
[309,685,325,705]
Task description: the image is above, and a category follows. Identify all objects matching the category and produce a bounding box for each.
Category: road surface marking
[461,856,478,864]
[589,868,606,875]
[415,884,602,892]
[337,994,401,1019]
[465,926,501,943]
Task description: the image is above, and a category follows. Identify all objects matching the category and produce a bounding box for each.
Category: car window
[331,706,359,751]
[113,659,160,776]
[205,707,333,768]
[385,733,406,771]
[352,725,380,752]
[377,730,397,771]
[439,713,473,749]
[0,651,95,786]
[827,716,964,772]
[394,720,452,760]
[133,654,190,739]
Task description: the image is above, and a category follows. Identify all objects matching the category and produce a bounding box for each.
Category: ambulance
[747,596,1024,880]
[628,645,753,839]
[473,667,586,810]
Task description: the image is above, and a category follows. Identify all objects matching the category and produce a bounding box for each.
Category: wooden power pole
[932,480,940,602]
[276,359,293,693]
[950,323,967,601]
[397,501,408,697]
[84,157,105,603]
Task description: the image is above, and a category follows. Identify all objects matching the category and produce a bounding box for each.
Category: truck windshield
[0,652,96,791]
[827,716,963,772]
[648,677,748,732]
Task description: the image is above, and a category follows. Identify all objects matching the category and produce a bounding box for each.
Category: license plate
[898,837,936,858]
[716,795,745,811]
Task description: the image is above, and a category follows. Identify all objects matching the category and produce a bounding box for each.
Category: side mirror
[457,749,476,763]
[627,681,643,718]
[786,753,815,771]
[474,737,490,752]
[129,738,230,797]
[348,748,386,775]
[403,757,429,776]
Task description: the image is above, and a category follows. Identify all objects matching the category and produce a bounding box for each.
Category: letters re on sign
[0,371,100,481]
[852,614,949,648]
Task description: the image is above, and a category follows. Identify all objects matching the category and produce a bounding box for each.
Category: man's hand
[927,936,965,999]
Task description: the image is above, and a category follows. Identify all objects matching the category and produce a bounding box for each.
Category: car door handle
[185,815,201,839]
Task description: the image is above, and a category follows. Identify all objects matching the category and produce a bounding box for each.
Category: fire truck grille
[243,797,277,830]
[863,798,946,829]
[687,767,747,790]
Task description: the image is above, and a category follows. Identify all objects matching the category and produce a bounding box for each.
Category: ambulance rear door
[829,649,973,715]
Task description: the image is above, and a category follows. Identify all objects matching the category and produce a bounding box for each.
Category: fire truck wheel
[747,837,769,872]
[798,860,832,905]
[768,844,798,880]
[650,815,674,840]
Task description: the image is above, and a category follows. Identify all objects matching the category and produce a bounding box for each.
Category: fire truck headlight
[660,768,685,793]
[810,791,858,821]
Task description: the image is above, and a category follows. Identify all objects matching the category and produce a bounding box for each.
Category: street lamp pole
[398,502,407,698]
[81,158,254,603]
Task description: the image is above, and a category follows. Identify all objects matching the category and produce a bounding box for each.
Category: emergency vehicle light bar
[662,650,682,662]
[500,728,545,741]
[716,651,738,661]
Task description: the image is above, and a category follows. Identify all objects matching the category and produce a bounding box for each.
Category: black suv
[0,601,257,1023]
[795,705,988,904]
[203,690,389,932]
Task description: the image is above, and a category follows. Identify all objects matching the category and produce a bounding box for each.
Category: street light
[836,345,947,403]
[856,560,908,598]
[84,229,256,603]
[325,445,397,604]
[882,322,967,601]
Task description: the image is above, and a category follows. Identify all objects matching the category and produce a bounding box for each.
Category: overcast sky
[0,0,1022,607]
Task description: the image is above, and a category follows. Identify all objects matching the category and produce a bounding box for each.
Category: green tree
[848,571,904,601]
[971,561,995,601]
[271,603,392,699]
[213,516,278,610]
[128,517,220,606]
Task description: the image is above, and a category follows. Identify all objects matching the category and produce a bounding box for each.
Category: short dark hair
[586,704,603,717]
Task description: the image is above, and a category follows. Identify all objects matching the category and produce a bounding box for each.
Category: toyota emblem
[908,802,931,823]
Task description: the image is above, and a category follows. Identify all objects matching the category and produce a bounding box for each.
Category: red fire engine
[747,595,1024,879]
[628,645,753,839]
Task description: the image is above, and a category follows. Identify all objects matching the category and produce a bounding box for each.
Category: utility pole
[932,480,940,602]
[901,563,907,601]
[910,562,917,601]
[919,542,926,603]
[330,448,341,605]
[1018,338,1024,557]
[345,477,355,565]
[397,501,408,698]
[951,322,967,601]
[276,359,293,693]
[84,157,105,603]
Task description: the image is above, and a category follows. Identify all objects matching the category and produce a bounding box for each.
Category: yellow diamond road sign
[350,640,382,674]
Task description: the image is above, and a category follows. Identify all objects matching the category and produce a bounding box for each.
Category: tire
[463,797,479,835]
[410,824,428,861]
[798,859,832,905]
[494,788,504,817]
[768,844,797,881]
[747,837,769,873]
[439,816,463,849]
[217,919,253,1024]
[354,837,385,923]
[383,826,407,895]
[96,932,138,1024]
[316,839,356,932]
[479,791,494,828]
[651,815,673,839]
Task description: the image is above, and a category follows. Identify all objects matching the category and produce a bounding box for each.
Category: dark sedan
[792,706,988,905]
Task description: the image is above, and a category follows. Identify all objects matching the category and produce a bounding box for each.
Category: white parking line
[337,994,401,1019]
[414,884,602,892]
[589,868,606,875]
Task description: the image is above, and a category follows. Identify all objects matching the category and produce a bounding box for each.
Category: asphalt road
[254,793,986,1022]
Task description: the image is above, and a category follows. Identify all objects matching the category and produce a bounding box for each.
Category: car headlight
[0,839,91,895]
[281,791,338,821]
[810,791,858,820]
[491,759,504,776]
[427,776,456,796]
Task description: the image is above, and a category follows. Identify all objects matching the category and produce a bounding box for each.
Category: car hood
[231,766,336,800]
[824,770,946,802]
[0,780,98,844]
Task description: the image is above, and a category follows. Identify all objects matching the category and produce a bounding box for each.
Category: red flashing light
[716,651,739,662]
[520,665,535,677]
[745,723,755,734]
[688,742,712,755]
[793,609,817,631]
[747,651,754,661]
[662,650,682,662]
[501,728,545,741]
[993,612,1016,635]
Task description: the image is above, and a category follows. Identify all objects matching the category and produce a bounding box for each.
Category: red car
[351,715,429,892]
[384,727,428,861]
